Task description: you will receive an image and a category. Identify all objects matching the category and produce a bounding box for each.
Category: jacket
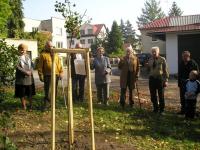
[148,56,169,82]
[15,54,34,85]
[178,59,199,87]
[91,56,111,85]
[38,51,63,78]
[118,55,140,89]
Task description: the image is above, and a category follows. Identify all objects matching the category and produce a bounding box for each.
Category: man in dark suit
[71,43,86,102]
[178,51,199,114]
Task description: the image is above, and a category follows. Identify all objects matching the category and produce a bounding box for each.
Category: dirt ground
[9,131,134,150]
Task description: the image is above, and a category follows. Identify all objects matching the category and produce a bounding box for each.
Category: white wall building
[23,17,67,50]
[5,38,38,60]
[23,17,67,65]
[139,15,200,74]
[68,23,107,48]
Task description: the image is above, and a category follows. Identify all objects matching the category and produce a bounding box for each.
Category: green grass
[1,89,200,150]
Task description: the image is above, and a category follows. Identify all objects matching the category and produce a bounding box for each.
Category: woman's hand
[26,70,32,76]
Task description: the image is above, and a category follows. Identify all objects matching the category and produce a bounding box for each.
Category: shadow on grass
[126,109,200,143]
[0,91,69,112]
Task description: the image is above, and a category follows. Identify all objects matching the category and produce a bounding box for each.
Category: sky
[23,0,200,30]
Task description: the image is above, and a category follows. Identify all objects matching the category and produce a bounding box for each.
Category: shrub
[0,39,18,86]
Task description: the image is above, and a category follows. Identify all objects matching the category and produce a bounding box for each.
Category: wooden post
[50,48,95,149]
[85,50,95,150]
[67,54,74,149]
[51,53,56,150]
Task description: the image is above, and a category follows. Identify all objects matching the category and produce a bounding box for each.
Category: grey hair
[126,47,134,54]
[151,46,160,53]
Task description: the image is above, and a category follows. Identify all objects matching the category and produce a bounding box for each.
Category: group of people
[14,41,200,119]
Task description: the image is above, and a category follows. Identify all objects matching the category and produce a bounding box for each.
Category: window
[71,40,75,45]
[56,41,63,48]
[80,39,85,44]
[152,35,158,42]
[87,29,93,34]
[55,27,62,36]
[88,39,93,44]
[80,30,85,36]
[32,27,38,32]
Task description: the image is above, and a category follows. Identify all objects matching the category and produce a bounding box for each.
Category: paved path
[33,67,200,109]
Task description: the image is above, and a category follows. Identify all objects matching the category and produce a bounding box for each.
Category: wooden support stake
[51,53,56,150]
[85,51,95,150]
[67,55,74,149]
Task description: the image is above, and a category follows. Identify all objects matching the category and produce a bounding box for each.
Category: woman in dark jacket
[15,44,35,110]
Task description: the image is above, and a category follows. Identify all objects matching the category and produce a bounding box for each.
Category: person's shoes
[28,105,33,111]
[159,111,165,115]
[129,103,134,108]
[153,109,158,113]
[104,101,109,106]
[120,103,125,109]
[97,101,102,104]
[177,111,185,115]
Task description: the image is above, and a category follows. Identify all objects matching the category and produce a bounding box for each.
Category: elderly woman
[91,47,111,105]
[118,47,140,108]
[15,44,35,110]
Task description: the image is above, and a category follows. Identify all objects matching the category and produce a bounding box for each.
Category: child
[15,44,35,110]
[184,70,200,119]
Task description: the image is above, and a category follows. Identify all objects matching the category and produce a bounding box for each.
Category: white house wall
[140,30,166,55]
[51,17,67,58]
[5,38,38,60]
[166,33,178,74]
[23,18,41,32]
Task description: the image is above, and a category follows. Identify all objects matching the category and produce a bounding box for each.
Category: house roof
[93,24,105,35]
[139,14,200,33]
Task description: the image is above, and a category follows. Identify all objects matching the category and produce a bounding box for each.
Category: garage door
[178,34,200,67]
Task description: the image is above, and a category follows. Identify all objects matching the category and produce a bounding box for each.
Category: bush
[0,111,17,150]
[109,48,124,57]
[0,39,18,86]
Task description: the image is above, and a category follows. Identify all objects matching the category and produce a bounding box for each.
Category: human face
[152,49,159,58]
[46,41,53,51]
[126,49,132,57]
[18,47,27,56]
[97,48,104,57]
[189,72,196,80]
[182,53,190,62]
[75,43,82,49]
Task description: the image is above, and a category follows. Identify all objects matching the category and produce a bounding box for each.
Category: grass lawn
[0,88,200,150]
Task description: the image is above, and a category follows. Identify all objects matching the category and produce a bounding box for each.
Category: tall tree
[124,20,137,48]
[168,1,183,17]
[55,0,91,48]
[120,19,126,41]
[107,21,123,54]
[0,0,11,37]
[7,0,25,38]
[137,0,165,27]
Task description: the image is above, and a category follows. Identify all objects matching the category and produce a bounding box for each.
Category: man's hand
[26,71,32,76]
[163,81,168,87]
[59,72,64,79]
[135,76,139,81]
